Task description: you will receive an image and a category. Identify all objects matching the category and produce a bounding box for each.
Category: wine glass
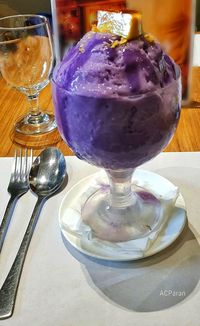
[52,70,181,243]
[0,14,56,135]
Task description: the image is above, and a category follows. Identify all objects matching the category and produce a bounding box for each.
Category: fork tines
[12,148,33,181]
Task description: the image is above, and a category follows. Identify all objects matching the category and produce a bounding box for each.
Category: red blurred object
[55,0,81,42]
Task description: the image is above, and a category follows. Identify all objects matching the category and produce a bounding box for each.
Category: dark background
[196,0,200,30]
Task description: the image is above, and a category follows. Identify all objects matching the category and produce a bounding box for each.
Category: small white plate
[59,169,186,261]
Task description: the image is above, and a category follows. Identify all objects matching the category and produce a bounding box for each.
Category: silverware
[0,148,32,253]
[0,147,67,319]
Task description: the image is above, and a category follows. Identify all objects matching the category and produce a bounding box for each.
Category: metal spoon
[0,147,67,320]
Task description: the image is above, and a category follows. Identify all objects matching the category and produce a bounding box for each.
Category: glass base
[81,185,161,242]
[15,112,57,135]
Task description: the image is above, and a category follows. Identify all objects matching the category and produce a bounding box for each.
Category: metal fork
[0,148,32,253]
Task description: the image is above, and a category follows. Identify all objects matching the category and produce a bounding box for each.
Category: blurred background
[0,0,51,17]
[0,0,199,30]
[196,0,200,29]
[0,0,199,29]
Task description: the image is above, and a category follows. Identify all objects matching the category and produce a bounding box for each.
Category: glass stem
[106,169,136,208]
[27,94,44,124]
[27,94,40,116]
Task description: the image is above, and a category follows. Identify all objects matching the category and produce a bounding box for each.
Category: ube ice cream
[53,30,181,169]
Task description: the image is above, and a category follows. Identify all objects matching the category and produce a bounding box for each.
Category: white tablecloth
[0,153,200,326]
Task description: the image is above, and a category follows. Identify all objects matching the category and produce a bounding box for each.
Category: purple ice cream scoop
[52,32,181,169]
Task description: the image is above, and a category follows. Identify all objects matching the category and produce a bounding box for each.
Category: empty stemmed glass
[0,14,56,135]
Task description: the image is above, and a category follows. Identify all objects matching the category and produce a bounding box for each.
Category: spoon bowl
[29,147,66,196]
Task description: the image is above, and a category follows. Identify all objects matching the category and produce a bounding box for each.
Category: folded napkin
[61,170,180,259]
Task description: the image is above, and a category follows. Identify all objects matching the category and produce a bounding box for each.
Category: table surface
[0,153,200,326]
[1,76,200,157]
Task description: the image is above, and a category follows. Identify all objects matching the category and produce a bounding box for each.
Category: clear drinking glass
[0,15,56,135]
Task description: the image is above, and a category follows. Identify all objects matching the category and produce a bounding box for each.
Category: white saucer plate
[59,169,187,261]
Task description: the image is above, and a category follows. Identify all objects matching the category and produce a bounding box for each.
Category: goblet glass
[52,73,181,242]
[0,15,56,135]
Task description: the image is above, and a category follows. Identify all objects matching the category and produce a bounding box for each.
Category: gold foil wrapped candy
[97,10,143,40]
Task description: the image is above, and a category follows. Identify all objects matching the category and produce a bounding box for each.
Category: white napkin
[61,170,179,258]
